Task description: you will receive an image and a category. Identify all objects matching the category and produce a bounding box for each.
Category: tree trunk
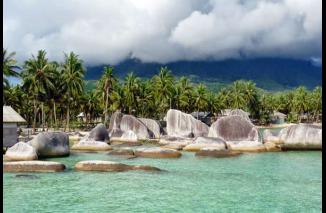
[53,101,57,129]
[33,99,37,134]
[66,104,70,132]
[42,102,45,131]
[104,87,109,127]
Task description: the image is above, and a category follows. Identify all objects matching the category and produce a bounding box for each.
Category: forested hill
[85,58,322,91]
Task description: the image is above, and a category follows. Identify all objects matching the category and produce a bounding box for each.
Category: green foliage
[3,49,323,130]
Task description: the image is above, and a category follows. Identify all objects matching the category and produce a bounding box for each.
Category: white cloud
[3,0,322,66]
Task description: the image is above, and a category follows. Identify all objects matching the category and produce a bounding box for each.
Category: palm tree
[229,81,246,109]
[309,86,322,122]
[46,62,66,128]
[194,84,208,119]
[22,50,54,133]
[152,67,174,117]
[292,86,309,122]
[123,72,140,114]
[62,52,85,131]
[98,66,116,126]
[3,49,20,89]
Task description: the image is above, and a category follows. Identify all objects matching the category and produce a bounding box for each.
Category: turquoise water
[3,150,322,213]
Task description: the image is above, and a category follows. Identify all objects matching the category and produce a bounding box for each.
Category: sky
[3,0,322,66]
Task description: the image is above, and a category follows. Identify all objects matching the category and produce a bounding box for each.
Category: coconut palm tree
[309,86,322,122]
[194,84,208,119]
[62,52,85,131]
[292,86,309,122]
[98,66,116,126]
[3,49,20,89]
[22,50,55,132]
[152,67,174,117]
[229,81,246,109]
[124,72,140,114]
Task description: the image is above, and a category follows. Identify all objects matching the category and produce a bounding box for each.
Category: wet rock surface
[4,161,66,172]
[75,160,161,172]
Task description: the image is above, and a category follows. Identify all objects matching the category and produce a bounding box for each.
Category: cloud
[3,0,322,66]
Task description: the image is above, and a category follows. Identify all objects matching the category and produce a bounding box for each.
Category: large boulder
[4,161,66,172]
[71,141,113,151]
[86,123,109,142]
[228,109,251,122]
[108,111,124,137]
[139,118,161,138]
[120,115,153,139]
[4,142,38,161]
[134,147,182,158]
[166,109,209,138]
[28,132,70,157]
[208,115,259,142]
[279,124,322,150]
[75,160,161,172]
[183,137,227,152]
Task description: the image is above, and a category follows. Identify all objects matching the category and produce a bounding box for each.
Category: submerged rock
[15,174,39,179]
[166,109,209,138]
[75,160,161,172]
[139,118,161,139]
[208,115,259,142]
[120,115,153,139]
[108,148,135,156]
[5,142,38,161]
[134,147,182,158]
[28,132,70,157]
[4,161,66,172]
[196,148,242,158]
[279,124,322,150]
[71,141,113,151]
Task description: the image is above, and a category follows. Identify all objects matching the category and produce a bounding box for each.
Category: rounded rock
[5,142,38,161]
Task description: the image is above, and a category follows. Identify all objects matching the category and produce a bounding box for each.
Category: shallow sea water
[3,150,322,213]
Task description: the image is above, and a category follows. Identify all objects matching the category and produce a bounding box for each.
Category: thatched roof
[3,106,26,123]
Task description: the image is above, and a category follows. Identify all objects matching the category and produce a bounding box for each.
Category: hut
[3,106,26,148]
[271,111,286,124]
[191,111,214,125]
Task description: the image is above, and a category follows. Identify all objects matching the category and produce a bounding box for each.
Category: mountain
[85,58,322,91]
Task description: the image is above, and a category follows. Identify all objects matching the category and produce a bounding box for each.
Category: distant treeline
[3,49,322,132]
